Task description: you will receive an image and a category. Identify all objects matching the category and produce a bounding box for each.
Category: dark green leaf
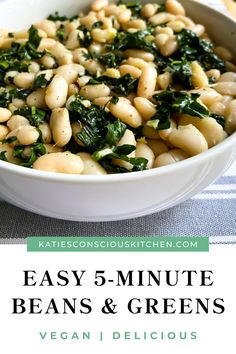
[98,52,122,68]
[47,12,69,21]
[33,74,49,89]
[151,90,210,130]
[92,21,103,29]
[210,113,225,127]
[15,106,47,127]
[21,143,46,167]
[56,25,65,42]
[1,136,17,144]
[78,25,93,48]
[88,74,138,95]
[105,120,126,145]
[0,151,8,161]
[108,29,155,53]
[118,0,142,16]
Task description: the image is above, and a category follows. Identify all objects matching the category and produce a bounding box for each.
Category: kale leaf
[14,143,46,167]
[176,29,225,72]
[0,151,8,162]
[108,29,155,53]
[118,0,142,17]
[33,74,49,89]
[15,106,47,127]
[151,90,210,130]
[88,74,138,95]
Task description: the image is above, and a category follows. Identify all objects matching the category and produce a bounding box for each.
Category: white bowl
[0,0,236,221]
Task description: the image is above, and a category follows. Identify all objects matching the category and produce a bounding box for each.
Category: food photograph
[0,0,235,240]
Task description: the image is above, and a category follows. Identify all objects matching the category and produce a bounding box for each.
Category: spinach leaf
[88,74,138,95]
[15,106,47,127]
[0,151,8,162]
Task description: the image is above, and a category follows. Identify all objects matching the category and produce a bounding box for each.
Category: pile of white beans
[0,0,236,175]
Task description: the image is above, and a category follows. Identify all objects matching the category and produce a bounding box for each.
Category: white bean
[117,9,132,24]
[160,36,178,56]
[191,61,209,89]
[149,12,176,26]
[125,57,149,69]
[39,122,52,144]
[80,84,110,100]
[77,152,107,175]
[138,66,157,99]
[147,139,169,157]
[214,82,236,96]
[154,149,189,167]
[91,28,117,43]
[35,20,56,38]
[65,29,80,50]
[168,124,208,156]
[0,107,12,123]
[33,152,84,174]
[13,72,35,89]
[166,0,186,16]
[109,100,142,128]
[112,129,136,170]
[133,97,156,121]
[124,49,154,62]
[135,142,154,169]
[50,108,72,147]
[179,114,227,148]
[141,4,157,18]
[26,88,47,108]
[7,115,30,131]
[219,72,236,82]
[15,126,40,145]
[155,33,169,48]
[167,20,185,32]
[40,55,56,69]
[45,75,68,109]
[159,120,177,140]
[0,124,9,140]
[103,68,120,78]
[225,99,236,134]
[55,64,85,84]
[143,125,160,139]
[157,72,172,90]
[119,64,142,79]
[91,0,108,12]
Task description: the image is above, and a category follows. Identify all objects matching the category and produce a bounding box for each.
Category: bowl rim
[0,0,236,184]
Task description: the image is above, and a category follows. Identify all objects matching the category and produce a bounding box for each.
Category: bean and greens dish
[0,0,236,174]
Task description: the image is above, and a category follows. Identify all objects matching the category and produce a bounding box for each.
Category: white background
[0,245,235,354]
